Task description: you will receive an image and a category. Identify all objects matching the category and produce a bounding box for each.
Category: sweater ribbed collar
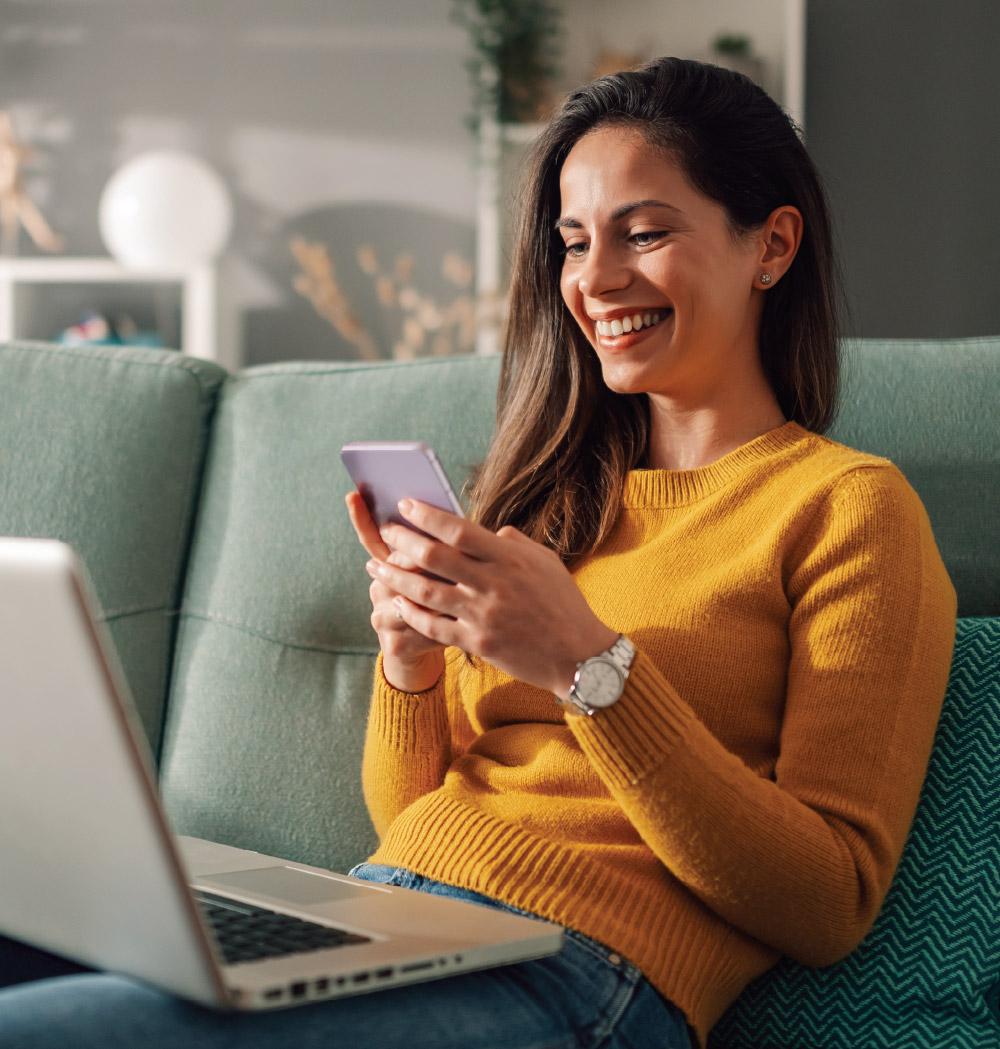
[624,421,812,507]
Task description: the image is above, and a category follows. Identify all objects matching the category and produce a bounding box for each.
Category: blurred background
[0,0,997,367]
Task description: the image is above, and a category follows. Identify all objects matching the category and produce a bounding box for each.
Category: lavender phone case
[340,441,465,531]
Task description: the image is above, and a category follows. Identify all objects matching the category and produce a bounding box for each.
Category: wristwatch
[556,635,636,717]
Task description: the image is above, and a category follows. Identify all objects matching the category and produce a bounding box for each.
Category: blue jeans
[0,864,692,1049]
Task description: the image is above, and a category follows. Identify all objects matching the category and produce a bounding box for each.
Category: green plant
[451,0,563,125]
[713,33,752,56]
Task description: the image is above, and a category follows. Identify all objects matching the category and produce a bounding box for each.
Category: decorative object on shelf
[291,238,477,362]
[98,150,232,271]
[0,110,64,255]
[451,0,563,127]
[57,310,163,348]
[710,32,765,87]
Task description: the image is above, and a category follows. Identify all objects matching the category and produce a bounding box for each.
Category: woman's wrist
[381,650,446,694]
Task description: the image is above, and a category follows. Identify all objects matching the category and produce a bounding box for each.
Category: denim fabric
[0,865,690,1049]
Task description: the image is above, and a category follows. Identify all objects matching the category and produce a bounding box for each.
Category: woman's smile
[592,309,673,352]
[592,310,670,339]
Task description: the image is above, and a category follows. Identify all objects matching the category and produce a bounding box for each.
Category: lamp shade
[99,150,233,270]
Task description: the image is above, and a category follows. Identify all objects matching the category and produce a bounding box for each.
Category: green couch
[2,338,997,1048]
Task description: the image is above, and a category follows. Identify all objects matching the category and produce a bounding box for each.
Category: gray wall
[806,0,1000,338]
[3,0,998,362]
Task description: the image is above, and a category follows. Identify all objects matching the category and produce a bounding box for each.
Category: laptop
[0,537,562,1010]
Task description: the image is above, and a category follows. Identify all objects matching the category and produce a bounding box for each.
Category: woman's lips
[593,309,672,350]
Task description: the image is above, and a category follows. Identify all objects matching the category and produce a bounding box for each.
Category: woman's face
[558,125,767,409]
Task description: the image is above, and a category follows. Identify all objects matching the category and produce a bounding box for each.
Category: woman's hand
[366,499,619,697]
[345,492,446,693]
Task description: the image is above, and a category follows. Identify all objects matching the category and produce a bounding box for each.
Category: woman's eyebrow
[612,199,683,221]
[554,199,683,231]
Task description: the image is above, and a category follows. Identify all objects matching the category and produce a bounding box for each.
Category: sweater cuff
[567,651,694,790]
[369,652,450,753]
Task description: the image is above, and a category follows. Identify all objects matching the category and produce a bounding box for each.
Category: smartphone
[340,441,465,533]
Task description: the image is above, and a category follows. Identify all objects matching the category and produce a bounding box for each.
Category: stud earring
[759,273,773,286]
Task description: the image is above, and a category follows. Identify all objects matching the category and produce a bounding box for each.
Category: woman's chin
[597,357,653,397]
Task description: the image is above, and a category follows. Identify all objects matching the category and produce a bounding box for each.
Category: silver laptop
[0,537,562,1010]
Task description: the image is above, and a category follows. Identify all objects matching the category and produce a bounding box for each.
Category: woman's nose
[577,243,631,298]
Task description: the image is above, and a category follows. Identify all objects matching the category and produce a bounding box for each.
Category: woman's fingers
[366,558,466,619]
[345,492,390,561]
[349,494,451,693]
[391,595,461,649]
[377,502,504,588]
[393,500,500,561]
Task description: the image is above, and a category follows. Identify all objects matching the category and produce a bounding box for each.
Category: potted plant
[451,0,563,126]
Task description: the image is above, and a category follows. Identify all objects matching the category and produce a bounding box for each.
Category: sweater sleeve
[361,649,471,838]
[566,466,957,966]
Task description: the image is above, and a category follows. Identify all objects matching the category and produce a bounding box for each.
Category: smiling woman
[336,58,955,1049]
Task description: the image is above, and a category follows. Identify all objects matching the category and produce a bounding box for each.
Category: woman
[0,57,955,1049]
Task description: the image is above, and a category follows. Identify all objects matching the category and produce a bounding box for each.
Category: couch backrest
[158,355,501,872]
[829,336,1000,616]
[0,342,225,755]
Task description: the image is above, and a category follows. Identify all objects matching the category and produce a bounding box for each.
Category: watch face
[576,658,624,708]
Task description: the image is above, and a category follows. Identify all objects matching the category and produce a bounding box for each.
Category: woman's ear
[757,206,803,285]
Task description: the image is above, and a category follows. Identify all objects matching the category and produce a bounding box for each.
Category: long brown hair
[472,57,842,565]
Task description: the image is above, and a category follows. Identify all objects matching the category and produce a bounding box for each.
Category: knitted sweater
[361,422,957,1046]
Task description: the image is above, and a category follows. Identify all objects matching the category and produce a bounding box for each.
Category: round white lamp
[98,150,233,271]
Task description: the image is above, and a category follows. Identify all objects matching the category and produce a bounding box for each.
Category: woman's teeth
[595,312,666,337]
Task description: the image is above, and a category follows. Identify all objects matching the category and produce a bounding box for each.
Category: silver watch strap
[606,635,636,673]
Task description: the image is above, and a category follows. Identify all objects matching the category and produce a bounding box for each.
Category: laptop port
[375,968,394,979]
[315,978,329,993]
[352,973,370,984]
[400,961,433,973]
[291,982,307,999]
[263,988,283,1001]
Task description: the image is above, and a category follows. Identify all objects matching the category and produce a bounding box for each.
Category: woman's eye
[561,241,588,258]
[630,230,666,248]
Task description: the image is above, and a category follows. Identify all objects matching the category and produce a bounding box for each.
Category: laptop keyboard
[195,890,371,965]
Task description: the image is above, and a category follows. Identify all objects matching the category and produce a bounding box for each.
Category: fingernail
[365,559,379,575]
[398,498,414,514]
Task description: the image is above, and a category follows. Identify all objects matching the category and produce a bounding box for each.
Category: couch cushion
[0,342,225,755]
[159,355,501,872]
[830,337,1000,616]
[709,616,1000,1049]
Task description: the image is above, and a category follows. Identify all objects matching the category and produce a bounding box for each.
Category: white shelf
[474,0,807,355]
[0,256,237,368]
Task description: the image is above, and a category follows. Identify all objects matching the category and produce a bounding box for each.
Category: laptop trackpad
[200,866,379,906]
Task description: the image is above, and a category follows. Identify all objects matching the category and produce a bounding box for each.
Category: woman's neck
[645,395,787,472]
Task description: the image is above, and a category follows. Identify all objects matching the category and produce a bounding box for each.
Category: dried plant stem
[290,236,380,361]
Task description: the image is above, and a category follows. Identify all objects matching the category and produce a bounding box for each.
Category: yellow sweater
[361,422,956,1045]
